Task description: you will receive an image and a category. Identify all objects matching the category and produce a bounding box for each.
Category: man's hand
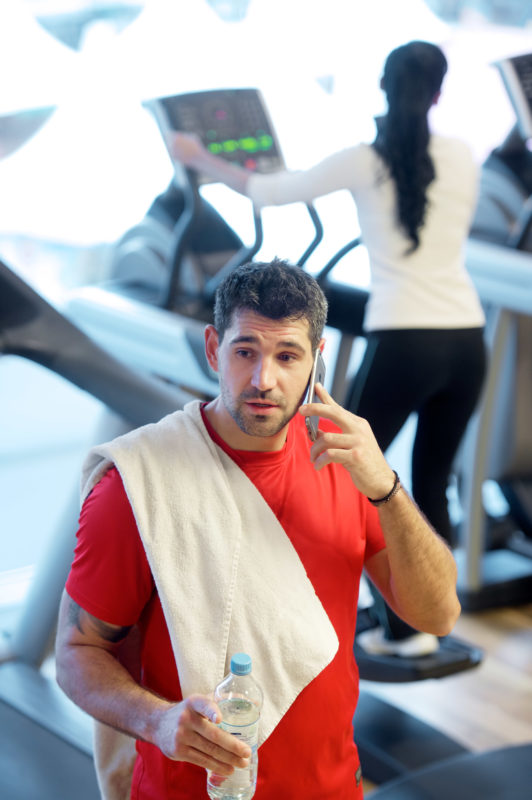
[154,695,251,776]
[299,382,395,500]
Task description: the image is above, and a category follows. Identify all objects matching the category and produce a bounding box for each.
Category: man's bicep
[57,589,132,653]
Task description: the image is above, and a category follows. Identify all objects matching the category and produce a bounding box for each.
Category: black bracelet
[368,470,401,507]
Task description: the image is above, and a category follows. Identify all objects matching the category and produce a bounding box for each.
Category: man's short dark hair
[213,258,328,351]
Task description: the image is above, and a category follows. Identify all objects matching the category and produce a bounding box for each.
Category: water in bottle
[207,653,263,800]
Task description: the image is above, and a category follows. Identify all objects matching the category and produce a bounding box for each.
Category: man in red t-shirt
[55,259,460,799]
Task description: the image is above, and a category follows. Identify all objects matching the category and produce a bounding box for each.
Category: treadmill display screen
[146,88,285,180]
[496,53,532,140]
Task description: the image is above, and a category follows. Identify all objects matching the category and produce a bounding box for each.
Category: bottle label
[220,718,259,748]
[218,698,259,748]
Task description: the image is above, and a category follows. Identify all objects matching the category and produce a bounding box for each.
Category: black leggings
[347,327,487,638]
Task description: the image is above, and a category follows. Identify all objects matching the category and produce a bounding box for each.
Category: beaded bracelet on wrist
[368,470,401,507]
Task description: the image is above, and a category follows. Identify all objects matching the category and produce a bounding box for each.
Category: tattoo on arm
[66,598,132,643]
[91,617,132,644]
[67,598,85,635]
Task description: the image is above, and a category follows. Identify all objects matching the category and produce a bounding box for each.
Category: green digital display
[207,133,274,156]
[152,90,284,179]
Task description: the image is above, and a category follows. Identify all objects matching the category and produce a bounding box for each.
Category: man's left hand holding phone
[304,349,326,442]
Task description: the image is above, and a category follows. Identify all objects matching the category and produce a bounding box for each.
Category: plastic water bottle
[207,653,263,800]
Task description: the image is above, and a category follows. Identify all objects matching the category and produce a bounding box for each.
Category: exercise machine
[66,88,325,399]
[107,87,322,314]
[366,742,532,799]
[0,259,192,800]
[454,53,532,611]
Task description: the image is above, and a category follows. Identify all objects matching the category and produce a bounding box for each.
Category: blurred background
[1,0,530,590]
[0,2,531,797]
[0,0,532,652]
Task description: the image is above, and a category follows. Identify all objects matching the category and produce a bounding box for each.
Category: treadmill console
[495,52,532,141]
[144,88,285,183]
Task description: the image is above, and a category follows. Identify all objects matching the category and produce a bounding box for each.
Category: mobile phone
[305,350,326,442]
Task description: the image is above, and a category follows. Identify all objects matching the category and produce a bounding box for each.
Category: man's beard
[221,385,300,438]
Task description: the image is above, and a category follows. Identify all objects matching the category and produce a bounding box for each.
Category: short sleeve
[65,467,154,625]
[364,501,386,562]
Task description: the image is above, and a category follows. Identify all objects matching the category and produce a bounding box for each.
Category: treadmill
[0,260,193,800]
[66,88,325,395]
[454,52,532,611]
[105,88,323,314]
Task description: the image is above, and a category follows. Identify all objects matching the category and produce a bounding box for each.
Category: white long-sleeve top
[247,136,485,332]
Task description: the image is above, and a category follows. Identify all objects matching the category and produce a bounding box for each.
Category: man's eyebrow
[229,335,307,354]
[277,340,307,355]
[229,335,259,345]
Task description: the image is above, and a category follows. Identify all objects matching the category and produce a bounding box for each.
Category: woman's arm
[167,131,362,208]
[167,132,252,195]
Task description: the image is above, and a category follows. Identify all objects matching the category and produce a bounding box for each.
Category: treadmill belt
[367,742,532,799]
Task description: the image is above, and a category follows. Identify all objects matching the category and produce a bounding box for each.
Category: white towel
[82,400,339,799]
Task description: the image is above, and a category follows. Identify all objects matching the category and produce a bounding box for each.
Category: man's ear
[204,324,220,372]
[319,337,326,354]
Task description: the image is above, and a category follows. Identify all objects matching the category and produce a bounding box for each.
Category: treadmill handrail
[203,208,264,303]
[465,238,532,315]
[162,168,202,310]
[0,259,190,427]
[296,203,324,267]
[314,236,363,284]
[507,194,532,250]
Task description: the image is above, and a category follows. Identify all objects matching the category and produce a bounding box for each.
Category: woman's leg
[351,329,486,645]
[412,329,487,546]
[348,331,436,641]
[346,333,420,449]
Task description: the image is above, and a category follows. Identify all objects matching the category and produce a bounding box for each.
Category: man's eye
[278,353,296,362]
[236,349,253,358]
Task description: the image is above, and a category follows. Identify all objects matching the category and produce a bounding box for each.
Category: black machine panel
[144,88,285,183]
[496,52,532,140]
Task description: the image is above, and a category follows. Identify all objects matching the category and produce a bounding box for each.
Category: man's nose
[251,357,276,391]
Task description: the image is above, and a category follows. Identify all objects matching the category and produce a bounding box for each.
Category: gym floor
[361,602,532,794]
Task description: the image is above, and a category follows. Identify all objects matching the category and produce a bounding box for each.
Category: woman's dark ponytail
[373,41,447,252]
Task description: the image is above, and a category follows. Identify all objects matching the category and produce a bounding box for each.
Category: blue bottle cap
[231,653,252,675]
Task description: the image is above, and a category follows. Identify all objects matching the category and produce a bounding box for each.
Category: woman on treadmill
[169,40,487,657]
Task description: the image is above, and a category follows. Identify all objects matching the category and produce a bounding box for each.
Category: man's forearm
[297,384,461,635]
[375,487,460,635]
[56,641,171,744]
[55,592,172,744]
[56,638,252,773]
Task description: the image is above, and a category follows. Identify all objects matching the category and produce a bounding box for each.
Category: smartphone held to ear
[305,350,326,441]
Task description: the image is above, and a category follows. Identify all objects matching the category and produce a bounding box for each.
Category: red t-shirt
[66,410,385,799]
